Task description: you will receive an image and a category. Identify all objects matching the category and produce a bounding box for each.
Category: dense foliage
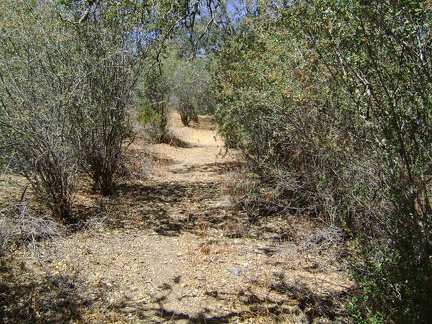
[214,0,432,321]
[137,18,219,134]
[1,1,80,222]
[0,0,220,222]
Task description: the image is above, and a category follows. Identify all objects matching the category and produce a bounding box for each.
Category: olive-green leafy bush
[138,64,172,143]
[138,49,215,131]
[167,55,214,126]
[0,1,79,222]
[214,1,432,321]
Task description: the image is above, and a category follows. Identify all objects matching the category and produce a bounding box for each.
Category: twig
[146,279,163,293]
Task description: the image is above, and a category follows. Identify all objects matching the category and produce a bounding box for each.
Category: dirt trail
[14,113,352,323]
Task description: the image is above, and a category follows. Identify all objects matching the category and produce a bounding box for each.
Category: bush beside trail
[214,1,432,322]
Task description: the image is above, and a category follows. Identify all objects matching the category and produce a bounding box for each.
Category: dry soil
[1,113,353,323]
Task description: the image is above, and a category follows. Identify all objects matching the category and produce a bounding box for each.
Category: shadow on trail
[99,181,243,236]
[0,257,91,323]
[170,161,244,175]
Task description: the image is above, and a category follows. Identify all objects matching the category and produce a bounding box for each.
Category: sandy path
[16,113,352,323]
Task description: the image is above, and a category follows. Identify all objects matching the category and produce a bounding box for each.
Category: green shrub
[137,66,171,143]
[214,1,432,321]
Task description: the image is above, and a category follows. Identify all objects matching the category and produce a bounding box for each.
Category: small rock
[228,267,242,276]
[173,275,181,283]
